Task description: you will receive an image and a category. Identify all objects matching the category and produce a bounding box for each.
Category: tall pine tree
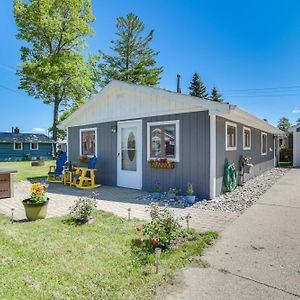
[189,72,208,98]
[96,13,163,86]
[210,86,224,102]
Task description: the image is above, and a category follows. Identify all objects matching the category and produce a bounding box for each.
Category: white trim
[14,142,23,150]
[117,119,143,189]
[147,120,180,162]
[79,127,97,157]
[66,127,69,159]
[225,121,237,151]
[209,114,216,199]
[261,132,267,155]
[242,127,251,150]
[30,142,39,150]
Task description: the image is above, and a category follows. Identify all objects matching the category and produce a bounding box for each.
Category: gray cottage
[61,80,283,199]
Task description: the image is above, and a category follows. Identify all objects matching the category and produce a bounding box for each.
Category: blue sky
[1,0,300,133]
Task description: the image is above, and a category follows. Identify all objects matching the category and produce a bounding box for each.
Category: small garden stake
[11,208,15,224]
[128,208,131,221]
[185,213,191,231]
[155,247,161,274]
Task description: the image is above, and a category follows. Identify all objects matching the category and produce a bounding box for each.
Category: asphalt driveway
[159,168,300,299]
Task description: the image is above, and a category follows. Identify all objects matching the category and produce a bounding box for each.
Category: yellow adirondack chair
[72,156,100,189]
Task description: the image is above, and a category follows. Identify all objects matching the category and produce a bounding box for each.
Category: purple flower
[41,182,49,189]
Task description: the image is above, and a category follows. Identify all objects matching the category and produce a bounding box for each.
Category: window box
[148,158,175,169]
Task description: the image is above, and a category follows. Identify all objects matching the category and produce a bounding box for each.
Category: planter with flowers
[22,182,49,221]
[167,188,179,200]
[153,179,161,199]
[185,182,196,204]
[148,158,175,169]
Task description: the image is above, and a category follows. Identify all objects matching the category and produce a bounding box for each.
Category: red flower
[151,237,158,245]
[138,237,144,243]
[136,226,142,232]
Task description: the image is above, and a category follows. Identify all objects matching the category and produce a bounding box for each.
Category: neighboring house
[0,128,55,161]
[60,80,283,199]
[289,124,300,167]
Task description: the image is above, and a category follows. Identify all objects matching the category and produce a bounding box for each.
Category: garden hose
[224,163,237,192]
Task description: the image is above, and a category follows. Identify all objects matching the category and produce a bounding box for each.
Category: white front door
[117,120,142,189]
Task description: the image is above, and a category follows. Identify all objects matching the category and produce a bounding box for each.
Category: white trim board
[225,121,237,151]
[79,127,98,157]
[14,142,23,150]
[146,120,180,162]
[243,127,251,150]
[261,132,267,155]
[209,114,216,199]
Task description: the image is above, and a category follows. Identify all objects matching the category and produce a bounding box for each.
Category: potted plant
[22,182,49,221]
[167,188,179,200]
[153,179,161,199]
[186,182,196,204]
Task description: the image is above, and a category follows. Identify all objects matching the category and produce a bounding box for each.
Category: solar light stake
[185,213,191,231]
[11,208,15,224]
[128,208,131,221]
[155,247,162,274]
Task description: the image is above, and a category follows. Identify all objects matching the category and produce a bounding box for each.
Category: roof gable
[60,80,231,128]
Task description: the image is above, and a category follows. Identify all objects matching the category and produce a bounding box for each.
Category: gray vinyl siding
[67,111,211,199]
[142,111,210,199]
[215,116,275,196]
[68,122,117,186]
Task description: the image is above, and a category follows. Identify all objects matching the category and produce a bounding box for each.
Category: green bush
[70,196,97,224]
[134,203,182,253]
[279,145,289,162]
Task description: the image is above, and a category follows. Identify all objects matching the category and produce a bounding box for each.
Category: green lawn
[0,161,53,181]
[0,211,217,299]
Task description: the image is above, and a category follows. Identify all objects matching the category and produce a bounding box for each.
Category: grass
[279,161,292,168]
[0,211,217,299]
[0,161,53,181]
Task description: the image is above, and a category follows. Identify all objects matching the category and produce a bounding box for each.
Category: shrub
[279,145,289,162]
[134,203,182,252]
[187,182,194,196]
[70,196,97,224]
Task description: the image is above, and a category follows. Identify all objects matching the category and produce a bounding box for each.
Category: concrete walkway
[159,168,300,299]
[0,181,237,232]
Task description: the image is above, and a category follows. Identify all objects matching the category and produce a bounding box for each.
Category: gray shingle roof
[0,132,55,143]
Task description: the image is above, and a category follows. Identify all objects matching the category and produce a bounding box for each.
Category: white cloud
[32,128,46,133]
[292,107,300,113]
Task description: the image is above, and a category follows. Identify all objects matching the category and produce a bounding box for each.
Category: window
[147,120,179,161]
[14,142,23,150]
[261,132,267,155]
[225,122,237,151]
[80,128,97,156]
[30,143,38,150]
[243,127,251,150]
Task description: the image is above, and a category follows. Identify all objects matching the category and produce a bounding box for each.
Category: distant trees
[94,13,163,87]
[14,0,96,141]
[210,86,223,102]
[189,72,208,98]
[296,118,300,125]
[277,117,291,133]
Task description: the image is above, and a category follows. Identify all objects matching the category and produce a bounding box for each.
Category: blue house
[0,128,55,161]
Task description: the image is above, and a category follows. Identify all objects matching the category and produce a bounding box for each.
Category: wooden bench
[0,169,17,199]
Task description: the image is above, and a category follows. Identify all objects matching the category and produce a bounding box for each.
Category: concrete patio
[0,181,238,232]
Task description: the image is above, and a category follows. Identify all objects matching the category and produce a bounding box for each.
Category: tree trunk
[52,99,59,142]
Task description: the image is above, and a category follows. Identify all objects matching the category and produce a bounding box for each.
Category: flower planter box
[79,156,89,164]
[148,161,175,169]
[31,161,45,167]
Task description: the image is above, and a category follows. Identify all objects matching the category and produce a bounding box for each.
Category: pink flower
[136,226,142,232]
[138,237,144,243]
[151,237,158,245]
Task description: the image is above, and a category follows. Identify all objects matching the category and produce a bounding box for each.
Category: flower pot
[167,193,176,200]
[186,195,196,204]
[22,198,49,221]
[153,192,161,199]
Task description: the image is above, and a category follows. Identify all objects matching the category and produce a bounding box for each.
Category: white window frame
[30,142,39,150]
[243,127,251,150]
[79,127,97,157]
[261,132,267,155]
[14,142,23,151]
[225,121,237,151]
[147,120,180,162]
